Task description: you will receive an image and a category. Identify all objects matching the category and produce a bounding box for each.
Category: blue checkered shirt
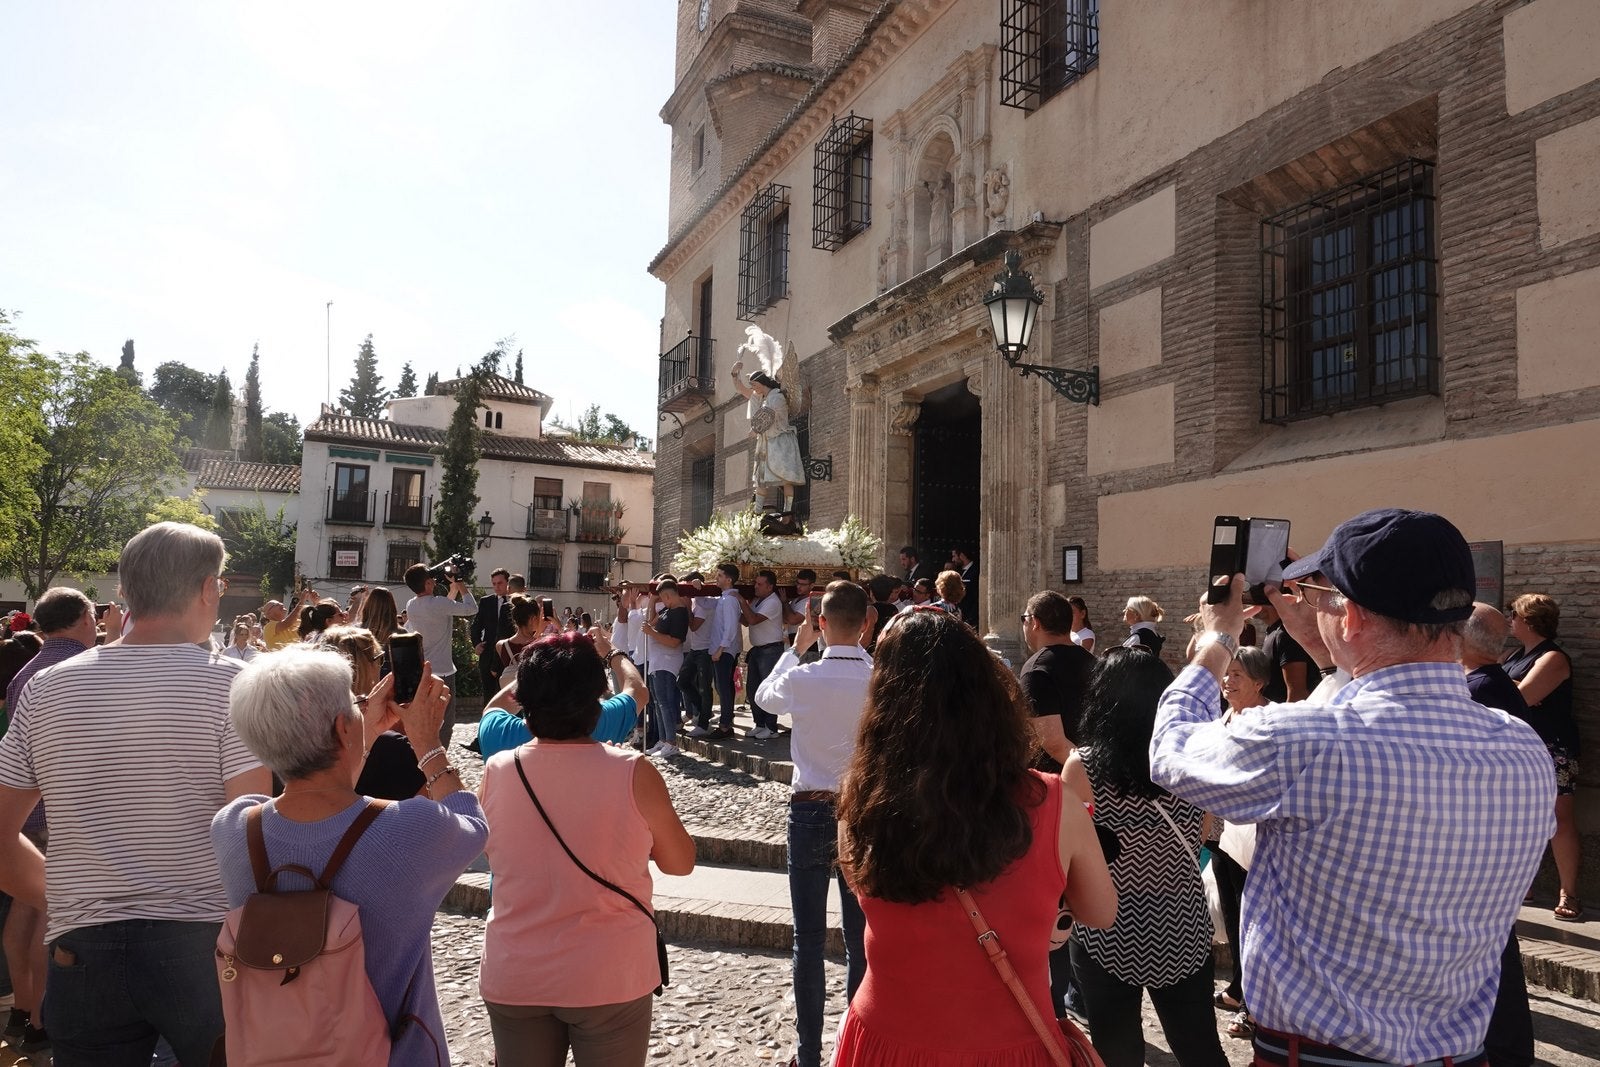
[1151,662,1555,1062]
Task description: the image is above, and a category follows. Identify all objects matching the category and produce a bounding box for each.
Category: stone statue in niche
[984,167,1010,229]
[877,243,890,291]
[730,325,807,534]
[927,177,951,265]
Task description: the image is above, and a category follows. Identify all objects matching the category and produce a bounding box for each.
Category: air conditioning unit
[613,545,632,560]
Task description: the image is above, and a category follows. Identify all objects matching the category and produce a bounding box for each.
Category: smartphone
[388,631,425,704]
[95,602,112,620]
[1206,516,1290,604]
[808,592,823,621]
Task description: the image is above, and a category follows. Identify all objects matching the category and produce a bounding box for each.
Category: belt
[791,790,837,804]
[1253,1028,1485,1067]
[753,641,785,651]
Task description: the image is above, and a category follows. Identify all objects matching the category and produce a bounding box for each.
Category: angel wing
[779,337,805,416]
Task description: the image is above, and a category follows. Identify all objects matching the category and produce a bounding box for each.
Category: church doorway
[912,380,981,573]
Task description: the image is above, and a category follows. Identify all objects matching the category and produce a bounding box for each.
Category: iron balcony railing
[658,334,715,409]
[384,492,433,529]
[326,487,375,525]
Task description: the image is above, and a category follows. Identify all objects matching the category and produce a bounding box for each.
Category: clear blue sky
[1,1,676,440]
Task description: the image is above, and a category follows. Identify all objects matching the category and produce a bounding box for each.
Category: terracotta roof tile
[187,459,302,493]
[305,413,655,473]
[434,373,552,405]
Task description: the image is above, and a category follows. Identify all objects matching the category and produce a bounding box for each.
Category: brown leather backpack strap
[318,800,390,888]
[953,887,1072,1067]
[246,804,271,893]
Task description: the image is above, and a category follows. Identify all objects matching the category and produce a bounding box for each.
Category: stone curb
[675,734,795,785]
[686,824,787,870]
[1517,920,1600,1003]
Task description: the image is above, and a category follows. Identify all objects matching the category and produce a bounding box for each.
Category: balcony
[326,488,375,525]
[384,492,433,529]
[574,500,626,544]
[526,503,568,542]
[658,334,715,413]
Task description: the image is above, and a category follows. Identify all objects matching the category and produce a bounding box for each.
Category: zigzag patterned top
[1071,768,1211,987]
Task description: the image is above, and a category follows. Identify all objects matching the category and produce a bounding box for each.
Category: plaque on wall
[335,550,360,569]
[1468,540,1503,609]
[1062,545,1083,584]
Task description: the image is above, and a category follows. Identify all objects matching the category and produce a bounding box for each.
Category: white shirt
[403,591,478,678]
[784,595,808,640]
[221,644,258,663]
[611,611,633,659]
[687,597,715,652]
[710,589,745,656]
[1071,627,1096,648]
[754,644,873,793]
[628,606,648,662]
[747,592,784,647]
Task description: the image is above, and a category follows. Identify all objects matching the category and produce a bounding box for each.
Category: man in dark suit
[953,545,979,627]
[472,567,512,698]
[898,545,934,585]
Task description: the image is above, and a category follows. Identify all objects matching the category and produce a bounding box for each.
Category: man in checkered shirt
[1150,508,1554,1067]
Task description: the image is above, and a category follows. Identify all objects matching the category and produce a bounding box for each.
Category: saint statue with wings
[730,325,806,532]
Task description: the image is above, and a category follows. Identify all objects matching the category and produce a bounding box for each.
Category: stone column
[971,352,1040,668]
[847,375,882,536]
[885,396,921,565]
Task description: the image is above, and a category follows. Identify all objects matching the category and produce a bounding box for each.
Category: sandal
[1225,1010,1254,1039]
[1554,894,1585,922]
[1213,990,1243,1011]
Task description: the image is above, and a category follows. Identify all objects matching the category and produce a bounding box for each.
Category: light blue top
[476,692,637,756]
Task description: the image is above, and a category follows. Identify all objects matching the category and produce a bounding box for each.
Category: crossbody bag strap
[952,886,1071,1067]
[512,750,656,923]
[319,800,390,887]
[245,804,271,892]
[1148,795,1198,864]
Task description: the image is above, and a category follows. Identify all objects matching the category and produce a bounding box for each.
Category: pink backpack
[214,801,393,1066]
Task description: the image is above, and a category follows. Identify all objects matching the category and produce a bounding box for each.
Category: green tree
[0,312,48,567]
[117,338,141,387]
[425,371,439,394]
[146,492,219,531]
[3,352,182,598]
[431,371,482,560]
[148,361,219,444]
[513,349,524,385]
[548,404,643,446]
[339,334,388,417]
[262,411,303,465]
[395,361,418,399]
[203,370,234,450]
[243,344,264,461]
[222,501,297,598]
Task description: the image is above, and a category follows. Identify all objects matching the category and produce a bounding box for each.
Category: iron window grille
[813,114,873,250]
[999,0,1099,112]
[739,183,791,319]
[791,414,812,521]
[577,552,610,592]
[386,542,423,584]
[528,549,561,591]
[329,538,366,581]
[689,454,715,531]
[1260,159,1439,423]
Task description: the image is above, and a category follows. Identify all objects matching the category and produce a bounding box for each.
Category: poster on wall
[1468,540,1503,609]
[335,550,360,569]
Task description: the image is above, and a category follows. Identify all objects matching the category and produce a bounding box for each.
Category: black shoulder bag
[512,750,669,995]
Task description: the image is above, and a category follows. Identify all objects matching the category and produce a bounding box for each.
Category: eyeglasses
[1288,579,1340,609]
[212,575,230,596]
[1019,613,1033,623]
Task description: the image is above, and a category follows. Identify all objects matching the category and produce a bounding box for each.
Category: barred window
[577,552,609,592]
[999,0,1099,112]
[1261,160,1438,422]
[386,541,423,584]
[329,538,366,582]
[791,415,812,522]
[689,454,715,531]
[533,477,563,512]
[739,183,790,319]
[813,115,872,251]
[528,549,560,591]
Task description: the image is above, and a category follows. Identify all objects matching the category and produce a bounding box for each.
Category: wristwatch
[1197,631,1238,655]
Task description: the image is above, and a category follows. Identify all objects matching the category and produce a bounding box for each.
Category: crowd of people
[0,509,1582,1067]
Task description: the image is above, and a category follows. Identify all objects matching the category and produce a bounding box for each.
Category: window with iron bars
[329,538,366,581]
[689,454,715,532]
[813,115,872,251]
[790,415,812,521]
[739,183,790,319]
[386,542,423,584]
[1260,159,1438,423]
[999,0,1099,112]
[577,552,610,592]
[527,549,560,591]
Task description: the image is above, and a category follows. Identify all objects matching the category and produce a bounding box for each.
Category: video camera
[424,552,477,586]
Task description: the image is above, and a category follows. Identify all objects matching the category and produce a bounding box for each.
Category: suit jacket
[472,594,507,650]
[958,561,979,625]
[905,560,936,584]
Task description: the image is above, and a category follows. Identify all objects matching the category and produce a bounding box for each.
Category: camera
[424,553,477,586]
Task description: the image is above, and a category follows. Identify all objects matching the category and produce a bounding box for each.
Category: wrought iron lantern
[981,250,1099,405]
[476,511,495,548]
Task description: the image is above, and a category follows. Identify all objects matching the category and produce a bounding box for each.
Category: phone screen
[808,592,822,620]
[1244,519,1290,588]
[388,632,424,704]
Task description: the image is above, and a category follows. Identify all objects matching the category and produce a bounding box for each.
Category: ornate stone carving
[888,399,922,436]
[984,166,1010,223]
[877,243,890,292]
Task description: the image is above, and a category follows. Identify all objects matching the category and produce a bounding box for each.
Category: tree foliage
[146,493,219,531]
[148,361,220,445]
[513,349,524,385]
[394,361,418,399]
[424,371,439,394]
[222,501,297,599]
[339,334,389,418]
[3,352,182,598]
[117,339,141,387]
[431,372,482,560]
[244,344,264,461]
[262,411,303,466]
[0,313,48,567]
[548,404,645,447]
[204,370,234,450]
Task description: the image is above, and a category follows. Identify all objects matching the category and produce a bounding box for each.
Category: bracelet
[1318,663,1340,678]
[416,745,447,768]
[425,764,459,791]
[608,649,629,661]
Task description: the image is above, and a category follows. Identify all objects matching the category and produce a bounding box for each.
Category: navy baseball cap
[1282,508,1475,624]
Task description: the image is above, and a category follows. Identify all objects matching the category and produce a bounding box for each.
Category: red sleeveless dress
[833,771,1067,1066]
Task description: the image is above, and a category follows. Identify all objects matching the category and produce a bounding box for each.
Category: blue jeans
[678,649,713,727]
[745,643,785,730]
[44,919,224,1067]
[650,669,682,744]
[788,800,865,1067]
[712,652,738,729]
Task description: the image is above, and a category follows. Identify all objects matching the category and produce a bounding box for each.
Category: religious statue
[731,325,807,535]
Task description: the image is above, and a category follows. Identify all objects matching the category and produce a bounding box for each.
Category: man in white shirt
[754,580,871,1067]
[708,564,746,740]
[681,573,718,737]
[741,569,786,739]
[403,563,478,746]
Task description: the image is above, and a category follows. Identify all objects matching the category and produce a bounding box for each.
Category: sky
[0,1,677,440]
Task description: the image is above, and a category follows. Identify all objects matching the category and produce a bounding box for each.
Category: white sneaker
[652,743,680,759]
[645,741,667,755]
[750,726,774,740]
[687,725,712,738]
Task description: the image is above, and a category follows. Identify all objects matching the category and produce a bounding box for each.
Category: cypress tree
[243,344,264,461]
[395,361,418,399]
[339,334,388,417]
[431,372,482,559]
[203,370,234,451]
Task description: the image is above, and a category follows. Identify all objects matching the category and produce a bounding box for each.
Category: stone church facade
[649,0,1600,875]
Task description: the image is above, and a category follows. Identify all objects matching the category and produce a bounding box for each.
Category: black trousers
[478,653,502,705]
[1211,847,1248,1004]
[1484,932,1534,1067]
[1069,941,1229,1067]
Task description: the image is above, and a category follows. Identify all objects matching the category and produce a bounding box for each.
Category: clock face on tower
[698,0,710,31]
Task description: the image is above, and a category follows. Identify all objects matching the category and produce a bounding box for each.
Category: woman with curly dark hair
[833,610,1114,1066]
[1064,649,1228,1067]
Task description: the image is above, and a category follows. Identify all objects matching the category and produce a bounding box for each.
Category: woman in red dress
[835,610,1116,1065]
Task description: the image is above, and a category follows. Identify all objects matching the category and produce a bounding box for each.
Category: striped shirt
[1150,662,1555,1062]
[0,643,262,941]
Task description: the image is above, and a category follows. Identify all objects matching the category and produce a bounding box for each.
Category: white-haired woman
[1120,596,1166,656]
[210,646,487,1064]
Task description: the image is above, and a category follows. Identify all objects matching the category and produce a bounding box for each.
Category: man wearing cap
[1149,508,1554,1067]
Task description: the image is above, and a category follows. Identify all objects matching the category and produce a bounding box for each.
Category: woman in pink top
[479,631,695,1066]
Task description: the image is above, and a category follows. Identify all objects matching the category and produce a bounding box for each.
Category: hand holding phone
[1207,516,1290,605]
[388,631,425,704]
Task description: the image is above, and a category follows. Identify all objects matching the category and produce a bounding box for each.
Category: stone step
[687,824,787,870]
[674,705,796,785]
[1517,901,1600,1003]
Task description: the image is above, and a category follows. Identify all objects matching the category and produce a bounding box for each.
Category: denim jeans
[43,919,224,1067]
[788,800,865,1067]
[745,643,785,730]
[712,652,738,729]
[678,649,713,728]
[650,670,682,744]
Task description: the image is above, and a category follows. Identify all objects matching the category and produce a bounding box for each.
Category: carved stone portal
[888,399,922,436]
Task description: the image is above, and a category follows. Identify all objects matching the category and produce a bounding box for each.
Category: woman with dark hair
[298,598,344,640]
[1064,648,1227,1067]
[1505,592,1583,920]
[497,595,544,675]
[833,611,1115,1066]
[1068,596,1095,653]
[478,631,695,1065]
[357,586,401,648]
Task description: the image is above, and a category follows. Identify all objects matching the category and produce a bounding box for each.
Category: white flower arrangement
[672,509,884,575]
[807,515,883,572]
